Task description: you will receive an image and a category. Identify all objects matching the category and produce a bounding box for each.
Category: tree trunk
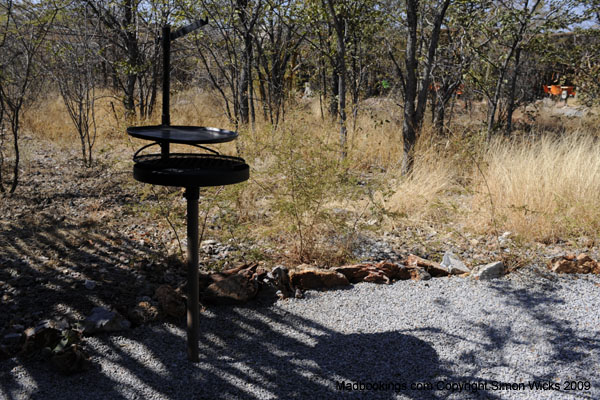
[329,62,339,117]
[9,111,20,193]
[505,47,521,136]
[402,0,419,175]
[434,96,445,134]
[239,34,252,125]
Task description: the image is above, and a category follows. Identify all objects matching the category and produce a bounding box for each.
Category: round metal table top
[127,125,238,144]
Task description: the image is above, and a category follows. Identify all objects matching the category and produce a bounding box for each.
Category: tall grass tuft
[471,134,600,242]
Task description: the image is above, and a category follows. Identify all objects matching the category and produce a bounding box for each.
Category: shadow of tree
[1,301,510,399]
[0,211,165,331]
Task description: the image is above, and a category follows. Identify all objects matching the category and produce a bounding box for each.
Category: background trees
[0,0,598,190]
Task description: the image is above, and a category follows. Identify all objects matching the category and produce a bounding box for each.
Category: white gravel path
[1,265,599,400]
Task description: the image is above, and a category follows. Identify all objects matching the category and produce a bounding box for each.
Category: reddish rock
[128,301,159,325]
[289,270,350,290]
[199,263,259,290]
[334,262,411,284]
[410,267,432,281]
[362,268,391,284]
[202,274,259,304]
[155,285,186,318]
[376,261,412,281]
[405,255,449,277]
[550,258,577,273]
[333,265,374,283]
[549,254,600,274]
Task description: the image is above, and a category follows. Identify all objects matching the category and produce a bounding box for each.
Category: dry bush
[469,134,600,242]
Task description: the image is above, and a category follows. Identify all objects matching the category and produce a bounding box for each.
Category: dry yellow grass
[470,134,600,242]
[19,89,600,254]
[384,145,460,223]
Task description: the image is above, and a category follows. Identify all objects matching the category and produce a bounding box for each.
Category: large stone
[471,261,504,280]
[550,258,579,274]
[374,262,412,281]
[82,307,131,334]
[289,269,350,290]
[576,254,600,274]
[410,267,431,281]
[333,265,374,283]
[128,301,160,325]
[199,263,259,290]
[405,255,449,277]
[548,254,600,274]
[203,273,259,304]
[440,251,470,275]
[154,285,186,318]
[333,262,411,284]
[266,266,295,299]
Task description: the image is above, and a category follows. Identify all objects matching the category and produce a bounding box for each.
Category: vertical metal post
[185,186,200,362]
[161,25,171,159]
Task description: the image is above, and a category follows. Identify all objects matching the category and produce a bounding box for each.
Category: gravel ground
[1,265,599,400]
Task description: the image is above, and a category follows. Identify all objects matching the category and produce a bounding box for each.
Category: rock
[155,285,186,318]
[550,258,579,274]
[289,269,350,290]
[410,267,431,281]
[375,262,412,281]
[576,254,600,274]
[51,344,90,375]
[548,254,600,274]
[266,266,295,299]
[128,301,160,325]
[405,255,449,277]
[199,263,259,289]
[334,265,377,283]
[471,261,504,280]
[333,262,410,284]
[440,251,470,275]
[203,274,259,304]
[84,280,96,290]
[82,307,131,334]
[361,268,391,284]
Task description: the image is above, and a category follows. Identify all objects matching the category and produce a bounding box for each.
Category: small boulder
[82,307,131,334]
[128,301,160,325]
[266,266,295,299]
[155,285,186,318]
[333,265,373,283]
[375,261,412,281]
[203,273,259,304]
[548,254,600,274]
[440,251,470,275]
[405,255,449,277]
[289,269,350,290]
[410,267,431,281]
[550,258,579,274]
[471,261,504,280]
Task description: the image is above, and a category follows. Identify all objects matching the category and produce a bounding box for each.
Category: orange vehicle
[543,84,576,98]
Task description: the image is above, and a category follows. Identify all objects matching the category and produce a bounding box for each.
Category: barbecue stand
[126,21,249,362]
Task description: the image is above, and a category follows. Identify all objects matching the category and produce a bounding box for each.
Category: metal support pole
[161,25,171,159]
[185,186,200,362]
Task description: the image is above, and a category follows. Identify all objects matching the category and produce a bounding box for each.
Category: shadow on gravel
[485,278,600,384]
[0,212,164,331]
[1,303,507,400]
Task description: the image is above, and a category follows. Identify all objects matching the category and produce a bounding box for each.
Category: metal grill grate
[133,153,249,187]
